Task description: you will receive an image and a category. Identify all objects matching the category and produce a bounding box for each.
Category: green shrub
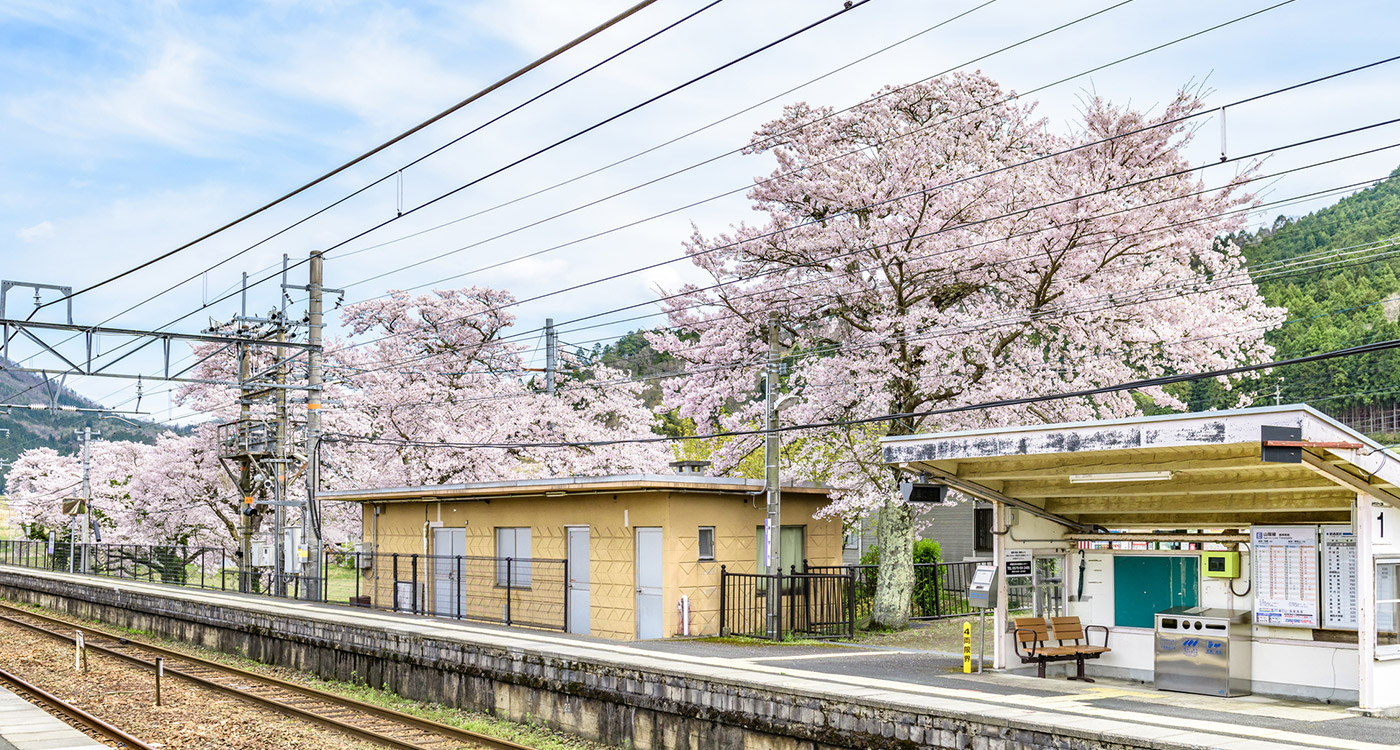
[859,539,941,566]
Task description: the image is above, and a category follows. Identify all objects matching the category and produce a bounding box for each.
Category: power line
[53,0,733,349]
[321,114,1400,381]
[322,335,1400,451]
[331,167,1389,384]
[334,0,1289,297]
[33,0,669,313]
[8,0,883,404]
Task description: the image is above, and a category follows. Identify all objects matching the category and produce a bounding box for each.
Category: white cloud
[16,220,55,242]
[7,37,275,154]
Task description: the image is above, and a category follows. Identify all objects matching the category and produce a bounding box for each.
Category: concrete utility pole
[302,250,325,601]
[78,425,95,573]
[544,318,557,396]
[273,255,289,596]
[764,313,782,639]
[237,337,254,593]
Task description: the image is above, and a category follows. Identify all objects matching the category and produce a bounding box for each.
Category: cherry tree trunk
[871,497,915,630]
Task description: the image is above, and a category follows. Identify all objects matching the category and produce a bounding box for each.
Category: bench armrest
[1085,624,1109,648]
[1013,629,1039,659]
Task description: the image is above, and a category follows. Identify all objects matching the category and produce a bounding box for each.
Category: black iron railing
[718,565,855,640]
[0,540,569,631]
[805,560,1032,621]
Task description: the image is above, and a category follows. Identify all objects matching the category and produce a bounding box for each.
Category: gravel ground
[0,619,383,749]
[0,602,619,750]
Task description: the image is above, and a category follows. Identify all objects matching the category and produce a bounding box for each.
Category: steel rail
[0,603,531,750]
[0,662,159,750]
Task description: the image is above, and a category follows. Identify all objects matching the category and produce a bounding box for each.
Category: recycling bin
[1154,606,1251,697]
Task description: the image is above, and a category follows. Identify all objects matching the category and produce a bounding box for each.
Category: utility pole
[273,255,290,596]
[78,425,95,574]
[544,318,557,396]
[237,335,254,592]
[764,313,782,639]
[302,251,325,601]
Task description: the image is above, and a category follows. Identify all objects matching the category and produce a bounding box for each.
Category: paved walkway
[0,684,108,750]
[3,566,1399,749]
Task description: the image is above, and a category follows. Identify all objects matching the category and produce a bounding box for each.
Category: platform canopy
[880,404,1400,531]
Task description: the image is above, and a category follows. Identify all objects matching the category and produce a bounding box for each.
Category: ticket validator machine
[967,562,998,672]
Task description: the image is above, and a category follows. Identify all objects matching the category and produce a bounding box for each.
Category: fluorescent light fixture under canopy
[1067,471,1173,484]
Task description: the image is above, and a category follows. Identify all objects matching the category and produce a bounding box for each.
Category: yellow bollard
[962,622,972,673]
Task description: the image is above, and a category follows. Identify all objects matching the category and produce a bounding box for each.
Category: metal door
[432,527,465,618]
[635,527,663,639]
[567,527,590,635]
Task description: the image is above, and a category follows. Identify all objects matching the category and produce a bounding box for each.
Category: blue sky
[1,0,1397,421]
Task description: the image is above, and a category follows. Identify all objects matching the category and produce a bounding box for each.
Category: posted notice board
[1320,525,1358,630]
[1252,525,1319,628]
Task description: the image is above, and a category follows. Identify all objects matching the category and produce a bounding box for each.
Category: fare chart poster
[1252,525,1320,628]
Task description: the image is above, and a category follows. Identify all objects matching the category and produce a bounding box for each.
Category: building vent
[669,460,712,476]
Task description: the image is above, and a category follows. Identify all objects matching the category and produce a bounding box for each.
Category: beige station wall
[359,489,840,640]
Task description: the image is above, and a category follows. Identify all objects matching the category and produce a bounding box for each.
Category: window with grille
[495,527,531,587]
[698,527,715,561]
[974,507,993,552]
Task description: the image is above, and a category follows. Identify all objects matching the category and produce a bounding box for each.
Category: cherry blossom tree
[650,72,1284,629]
[328,287,669,488]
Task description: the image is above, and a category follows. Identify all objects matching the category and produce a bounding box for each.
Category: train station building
[882,404,1400,714]
[320,473,841,641]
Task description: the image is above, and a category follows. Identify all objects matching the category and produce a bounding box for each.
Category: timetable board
[1320,525,1358,631]
[1252,525,1320,628]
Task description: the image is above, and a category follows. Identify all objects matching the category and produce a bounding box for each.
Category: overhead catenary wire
[29,0,671,314]
[333,0,1294,296]
[6,0,884,401]
[2,4,1377,416]
[318,113,1400,381]
[112,141,1400,416]
[329,163,1399,385]
[310,56,1400,368]
[13,142,1397,429]
[182,168,1400,421]
[321,334,1400,451]
[44,0,734,353]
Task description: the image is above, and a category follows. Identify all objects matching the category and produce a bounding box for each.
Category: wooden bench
[1013,616,1110,681]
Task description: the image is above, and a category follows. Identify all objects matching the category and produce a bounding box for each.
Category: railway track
[0,601,533,750]
[0,661,156,749]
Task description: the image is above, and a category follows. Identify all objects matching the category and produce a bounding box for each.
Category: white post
[1357,492,1377,711]
[993,499,1008,670]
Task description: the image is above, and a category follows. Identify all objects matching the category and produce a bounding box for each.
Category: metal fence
[0,540,569,631]
[806,560,1033,621]
[719,565,855,640]
[355,551,568,631]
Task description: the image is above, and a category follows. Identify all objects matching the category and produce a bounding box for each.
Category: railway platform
[0,684,108,750]
[2,565,1398,750]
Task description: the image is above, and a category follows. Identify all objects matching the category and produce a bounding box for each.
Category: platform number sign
[1375,504,1398,550]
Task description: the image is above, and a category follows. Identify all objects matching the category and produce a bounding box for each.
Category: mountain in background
[0,361,174,490]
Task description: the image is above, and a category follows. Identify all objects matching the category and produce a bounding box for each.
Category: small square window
[698,527,715,561]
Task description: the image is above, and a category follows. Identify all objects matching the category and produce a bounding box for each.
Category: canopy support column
[993,499,1008,670]
[1357,492,1378,711]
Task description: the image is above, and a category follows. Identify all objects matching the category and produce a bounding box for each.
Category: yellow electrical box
[1202,551,1240,579]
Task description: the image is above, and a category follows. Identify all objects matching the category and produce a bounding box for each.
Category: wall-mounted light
[1067,471,1172,484]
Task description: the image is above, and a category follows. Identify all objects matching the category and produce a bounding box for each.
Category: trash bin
[1154,606,1251,697]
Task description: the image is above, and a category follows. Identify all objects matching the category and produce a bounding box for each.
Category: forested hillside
[1178,169,1400,432]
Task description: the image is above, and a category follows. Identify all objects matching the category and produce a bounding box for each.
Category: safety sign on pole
[962,622,972,673]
